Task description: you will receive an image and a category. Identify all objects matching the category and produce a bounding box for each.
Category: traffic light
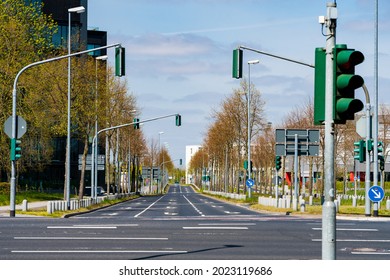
[354,140,365,163]
[133,118,140,129]
[334,44,364,124]
[115,47,125,77]
[379,155,385,171]
[10,138,22,161]
[232,48,243,79]
[179,159,182,165]
[377,141,383,155]
[244,160,253,172]
[175,114,182,126]
[275,155,282,171]
[314,47,326,125]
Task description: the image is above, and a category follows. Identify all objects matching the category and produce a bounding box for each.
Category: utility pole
[322,2,337,260]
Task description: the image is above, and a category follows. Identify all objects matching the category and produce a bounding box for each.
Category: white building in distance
[185,145,201,184]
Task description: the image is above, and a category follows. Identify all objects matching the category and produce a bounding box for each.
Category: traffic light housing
[10,138,22,161]
[314,45,365,125]
[243,160,253,172]
[354,140,365,163]
[175,114,182,126]
[275,156,281,171]
[232,48,243,79]
[378,141,384,171]
[115,47,125,77]
[334,44,364,124]
[314,47,326,125]
[133,118,140,129]
[379,155,385,171]
[179,159,182,165]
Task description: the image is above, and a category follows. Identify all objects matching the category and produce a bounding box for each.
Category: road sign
[4,116,27,139]
[246,178,254,188]
[356,116,371,138]
[275,129,320,156]
[368,186,385,202]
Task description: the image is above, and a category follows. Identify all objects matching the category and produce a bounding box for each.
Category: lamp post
[247,59,259,198]
[66,6,85,209]
[91,55,108,198]
[158,131,164,193]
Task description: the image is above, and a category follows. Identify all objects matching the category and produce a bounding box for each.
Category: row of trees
[189,77,390,196]
[0,0,175,198]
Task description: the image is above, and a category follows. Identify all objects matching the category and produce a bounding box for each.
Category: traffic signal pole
[9,43,122,217]
[322,2,337,260]
[91,114,182,198]
[363,85,372,216]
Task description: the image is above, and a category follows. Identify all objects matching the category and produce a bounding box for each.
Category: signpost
[275,128,320,210]
[246,178,254,188]
[368,185,385,203]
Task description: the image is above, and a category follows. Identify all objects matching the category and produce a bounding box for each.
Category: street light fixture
[66,6,85,209]
[247,59,259,199]
[91,55,107,198]
[158,131,164,193]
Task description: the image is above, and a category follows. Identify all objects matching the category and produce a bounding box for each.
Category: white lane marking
[103,213,119,216]
[134,196,164,218]
[12,250,187,254]
[183,227,248,230]
[164,212,178,216]
[183,195,204,216]
[198,223,256,226]
[351,252,390,255]
[75,224,138,227]
[312,239,390,242]
[312,228,378,232]
[47,226,117,229]
[14,237,168,240]
[224,211,241,214]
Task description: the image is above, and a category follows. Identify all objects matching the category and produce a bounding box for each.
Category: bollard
[47,201,52,214]
[352,196,357,207]
[334,199,339,213]
[22,199,28,212]
[309,195,313,206]
[300,200,305,212]
[386,199,390,210]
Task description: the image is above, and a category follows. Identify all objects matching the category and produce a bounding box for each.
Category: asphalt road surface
[0,185,389,260]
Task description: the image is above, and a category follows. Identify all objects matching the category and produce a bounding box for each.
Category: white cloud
[124,33,218,57]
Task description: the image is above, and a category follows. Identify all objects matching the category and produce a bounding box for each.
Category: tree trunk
[78,136,89,200]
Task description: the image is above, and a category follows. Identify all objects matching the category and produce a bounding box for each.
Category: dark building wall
[18,0,107,192]
[42,0,88,49]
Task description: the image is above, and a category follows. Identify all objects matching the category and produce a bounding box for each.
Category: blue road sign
[368,186,385,202]
[246,178,254,188]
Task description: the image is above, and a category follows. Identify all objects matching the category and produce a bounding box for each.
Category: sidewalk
[0,201,47,217]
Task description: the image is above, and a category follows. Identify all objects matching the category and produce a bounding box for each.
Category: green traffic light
[334,44,365,124]
[354,140,365,163]
[10,138,22,161]
[336,49,364,71]
[275,155,282,170]
[115,47,125,77]
[314,47,326,125]
[133,118,140,129]
[175,115,182,126]
[232,48,243,79]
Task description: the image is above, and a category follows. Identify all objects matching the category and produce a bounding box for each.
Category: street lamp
[247,59,259,199]
[66,6,85,209]
[158,131,164,193]
[91,55,107,198]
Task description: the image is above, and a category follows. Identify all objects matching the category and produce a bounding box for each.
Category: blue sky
[88,0,390,166]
